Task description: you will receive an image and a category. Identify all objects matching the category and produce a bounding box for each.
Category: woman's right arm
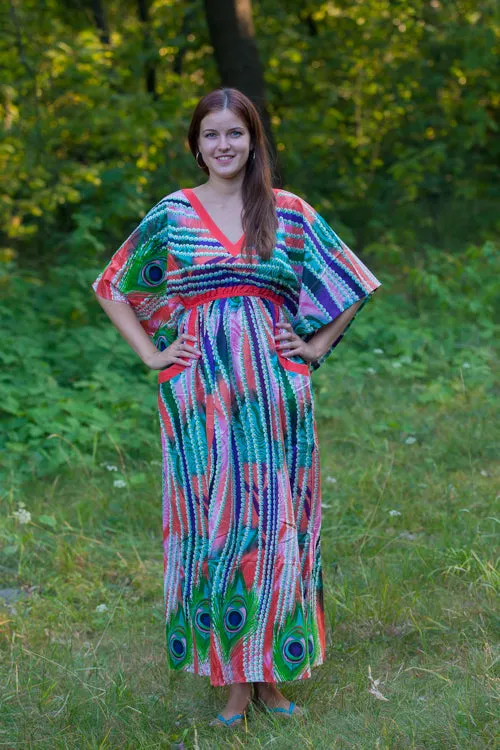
[95,296,200,370]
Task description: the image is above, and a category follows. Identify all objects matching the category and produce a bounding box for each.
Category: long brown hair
[187,88,277,262]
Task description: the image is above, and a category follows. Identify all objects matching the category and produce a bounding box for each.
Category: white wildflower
[95,604,108,613]
[367,367,377,374]
[321,503,332,509]
[401,355,413,364]
[392,361,402,368]
[373,348,384,355]
[389,509,401,517]
[13,507,31,524]
[113,479,127,489]
[462,362,471,369]
[405,436,417,445]
[326,476,337,484]
[480,469,488,477]
[105,464,118,472]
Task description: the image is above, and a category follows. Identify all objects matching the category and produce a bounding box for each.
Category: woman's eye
[231,131,243,137]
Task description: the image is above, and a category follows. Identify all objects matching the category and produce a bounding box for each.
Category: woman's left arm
[307,300,364,361]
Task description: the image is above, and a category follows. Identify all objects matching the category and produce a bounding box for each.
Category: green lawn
[1,333,498,749]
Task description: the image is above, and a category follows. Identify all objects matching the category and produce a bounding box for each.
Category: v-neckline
[182,188,245,257]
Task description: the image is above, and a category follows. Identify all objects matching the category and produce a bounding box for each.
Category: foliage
[1,0,499,273]
[259,0,500,248]
[0,266,160,484]
[1,0,212,268]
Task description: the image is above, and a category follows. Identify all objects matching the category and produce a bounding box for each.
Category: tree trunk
[137,0,157,98]
[90,0,110,45]
[173,0,197,75]
[203,0,281,184]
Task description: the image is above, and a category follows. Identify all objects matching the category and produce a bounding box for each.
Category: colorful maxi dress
[92,187,382,686]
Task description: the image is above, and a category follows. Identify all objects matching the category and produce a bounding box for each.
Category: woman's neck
[199,173,244,200]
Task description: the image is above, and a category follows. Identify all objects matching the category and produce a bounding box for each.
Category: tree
[137,0,157,98]
[90,0,110,45]
[203,0,280,181]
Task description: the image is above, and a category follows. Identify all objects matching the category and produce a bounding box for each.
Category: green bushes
[0,268,158,483]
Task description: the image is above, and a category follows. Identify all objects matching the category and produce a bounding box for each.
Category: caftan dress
[92,187,382,686]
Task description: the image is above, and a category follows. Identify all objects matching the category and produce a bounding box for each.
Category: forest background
[1,1,499,748]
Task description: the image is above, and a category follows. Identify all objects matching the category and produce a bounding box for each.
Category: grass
[1,333,499,749]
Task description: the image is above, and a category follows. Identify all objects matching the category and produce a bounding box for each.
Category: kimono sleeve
[293,198,382,371]
[91,199,169,307]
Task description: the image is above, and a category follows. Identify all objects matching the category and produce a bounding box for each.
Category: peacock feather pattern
[166,604,192,669]
[211,569,259,662]
[93,187,381,685]
[273,605,308,682]
[189,574,211,664]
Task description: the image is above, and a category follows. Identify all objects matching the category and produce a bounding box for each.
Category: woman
[92,87,381,728]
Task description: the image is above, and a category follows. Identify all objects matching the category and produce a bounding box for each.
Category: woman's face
[197,108,251,180]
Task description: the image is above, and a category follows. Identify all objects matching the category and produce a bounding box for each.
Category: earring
[251,149,256,161]
[196,151,206,169]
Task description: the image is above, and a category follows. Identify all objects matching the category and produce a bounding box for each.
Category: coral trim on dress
[182,188,245,257]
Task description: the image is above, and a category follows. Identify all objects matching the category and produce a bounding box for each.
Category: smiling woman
[92,86,382,728]
[187,90,278,264]
[197,113,251,183]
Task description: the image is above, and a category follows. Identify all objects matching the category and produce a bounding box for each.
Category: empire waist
[179,285,285,310]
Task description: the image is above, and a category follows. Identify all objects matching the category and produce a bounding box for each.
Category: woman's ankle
[254,681,280,691]
[228,682,252,696]
[253,682,289,707]
[226,683,252,706]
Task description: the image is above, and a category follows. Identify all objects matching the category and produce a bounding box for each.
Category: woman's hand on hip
[145,333,201,370]
[275,321,318,364]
